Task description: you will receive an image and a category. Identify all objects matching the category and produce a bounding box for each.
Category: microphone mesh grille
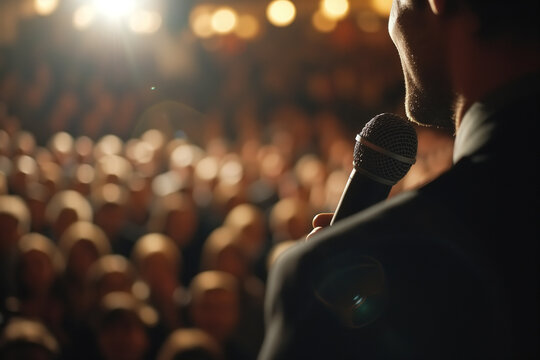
[353,113,418,184]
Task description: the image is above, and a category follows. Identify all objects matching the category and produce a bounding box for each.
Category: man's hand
[305,212,333,241]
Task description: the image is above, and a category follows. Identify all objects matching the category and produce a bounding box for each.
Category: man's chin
[405,91,455,131]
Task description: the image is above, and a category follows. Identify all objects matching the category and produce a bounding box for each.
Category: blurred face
[98,313,149,360]
[98,273,133,299]
[95,204,125,238]
[68,240,100,280]
[388,0,455,130]
[141,254,178,297]
[191,289,239,343]
[165,209,197,247]
[217,247,248,279]
[0,215,20,251]
[21,250,55,295]
[54,208,78,240]
[239,223,264,260]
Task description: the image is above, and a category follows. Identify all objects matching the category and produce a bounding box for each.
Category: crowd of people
[0,111,345,360]
[0,8,456,360]
[0,97,453,360]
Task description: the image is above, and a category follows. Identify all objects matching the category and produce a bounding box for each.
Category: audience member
[44,189,93,241]
[9,233,66,346]
[187,271,251,360]
[268,196,314,243]
[86,254,138,304]
[223,204,267,266]
[200,226,265,359]
[94,291,158,360]
[57,221,112,360]
[9,155,40,197]
[24,182,50,233]
[0,195,31,313]
[90,182,133,256]
[131,233,186,331]
[156,328,224,360]
[0,317,60,360]
[57,221,111,320]
[148,192,211,284]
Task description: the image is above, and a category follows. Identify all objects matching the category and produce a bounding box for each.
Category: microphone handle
[330,168,392,225]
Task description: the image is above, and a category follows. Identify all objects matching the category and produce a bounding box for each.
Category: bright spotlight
[93,0,136,20]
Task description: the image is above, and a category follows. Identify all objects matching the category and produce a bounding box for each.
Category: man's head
[389,0,539,130]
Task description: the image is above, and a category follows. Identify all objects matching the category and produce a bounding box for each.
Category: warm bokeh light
[34,0,59,16]
[73,5,96,30]
[235,14,260,40]
[211,7,238,34]
[129,10,162,34]
[190,5,215,38]
[371,0,393,17]
[266,0,296,27]
[312,10,337,33]
[320,0,350,20]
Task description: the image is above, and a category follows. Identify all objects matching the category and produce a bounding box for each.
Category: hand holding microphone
[311,113,418,328]
[330,112,418,224]
[307,113,417,241]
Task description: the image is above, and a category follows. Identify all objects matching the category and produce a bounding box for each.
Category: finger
[306,226,324,241]
[312,213,334,228]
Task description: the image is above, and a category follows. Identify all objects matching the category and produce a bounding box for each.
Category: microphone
[314,113,418,329]
[330,113,418,225]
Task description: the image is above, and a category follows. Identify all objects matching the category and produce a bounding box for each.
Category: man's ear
[428,0,445,15]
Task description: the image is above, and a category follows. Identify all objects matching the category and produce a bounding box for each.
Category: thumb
[312,212,333,228]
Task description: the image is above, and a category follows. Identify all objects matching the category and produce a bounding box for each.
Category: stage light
[320,0,350,20]
[92,0,136,20]
[266,0,296,27]
[34,0,59,16]
[211,7,237,34]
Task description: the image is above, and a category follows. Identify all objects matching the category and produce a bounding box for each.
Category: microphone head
[353,113,418,185]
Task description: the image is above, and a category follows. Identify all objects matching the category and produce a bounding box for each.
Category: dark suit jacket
[258,74,539,360]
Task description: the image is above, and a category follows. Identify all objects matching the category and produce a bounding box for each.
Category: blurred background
[0,1,454,360]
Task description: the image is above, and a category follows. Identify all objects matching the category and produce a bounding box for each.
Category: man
[258,1,539,359]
